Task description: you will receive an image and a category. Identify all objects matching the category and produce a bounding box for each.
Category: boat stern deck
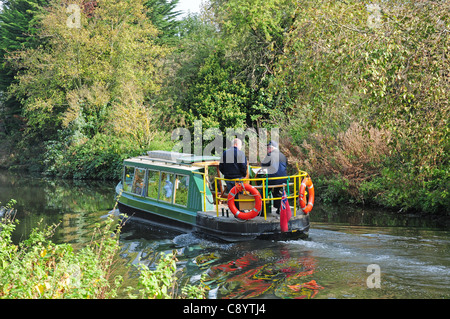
[195,206,310,242]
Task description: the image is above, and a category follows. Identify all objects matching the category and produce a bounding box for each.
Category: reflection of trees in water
[43,178,116,245]
[44,178,114,213]
[0,170,116,245]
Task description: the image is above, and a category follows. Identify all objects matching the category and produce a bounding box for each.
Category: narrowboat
[115,151,314,242]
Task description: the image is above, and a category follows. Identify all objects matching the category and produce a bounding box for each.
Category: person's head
[233,138,243,150]
[267,140,278,153]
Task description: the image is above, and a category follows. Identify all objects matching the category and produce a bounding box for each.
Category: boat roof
[123,151,220,172]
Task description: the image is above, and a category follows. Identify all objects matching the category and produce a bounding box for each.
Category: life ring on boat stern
[299,177,315,214]
[227,183,262,220]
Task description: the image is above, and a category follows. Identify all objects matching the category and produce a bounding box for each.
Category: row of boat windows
[123,166,189,207]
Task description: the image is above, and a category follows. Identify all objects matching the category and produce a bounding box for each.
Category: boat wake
[283,227,450,291]
[173,233,234,250]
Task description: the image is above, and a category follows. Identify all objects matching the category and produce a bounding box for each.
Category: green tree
[211,0,297,88]
[157,13,223,129]
[8,0,169,155]
[145,0,181,44]
[177,50,249,131]
[4,0,174,176]
[163,0,297,132]
[0,0,48,134]
[273,0,449,213]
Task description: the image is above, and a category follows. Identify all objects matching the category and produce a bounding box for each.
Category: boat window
[123,166,135,192]
[174,174,189,207]
[146,170,160,199]
[160,172,174,203]
[131,168,146,196]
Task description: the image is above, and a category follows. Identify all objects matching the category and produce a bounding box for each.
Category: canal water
[1,170,449,299]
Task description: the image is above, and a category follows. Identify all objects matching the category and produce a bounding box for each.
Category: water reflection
[208,251,323,299]
[172,238,325,299]
[0,170,115,245]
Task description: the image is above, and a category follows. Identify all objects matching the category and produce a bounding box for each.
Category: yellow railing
[214,169,308,220]
[192,170,208,211]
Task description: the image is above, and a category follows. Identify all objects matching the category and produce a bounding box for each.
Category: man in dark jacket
[219,138,248,189]
[261,140,288,214]
[219,138,248,209]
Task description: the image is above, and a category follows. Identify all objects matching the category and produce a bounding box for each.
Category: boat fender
[227,183,262,220]
[299,177,314,214]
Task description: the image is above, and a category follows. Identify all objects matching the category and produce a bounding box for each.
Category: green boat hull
[117,184,310,242]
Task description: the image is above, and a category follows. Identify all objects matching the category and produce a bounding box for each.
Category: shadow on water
[1,169,449,299]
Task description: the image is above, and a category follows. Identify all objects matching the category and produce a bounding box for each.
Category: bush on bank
[283,122,449,215]
[0,201,206,299]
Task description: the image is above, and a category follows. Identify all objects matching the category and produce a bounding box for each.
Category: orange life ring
[227,183,262,220]
[299,177,314,214]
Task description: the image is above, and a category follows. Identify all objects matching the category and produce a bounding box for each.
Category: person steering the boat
[219,138,248,210]
[260,140,288,215]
